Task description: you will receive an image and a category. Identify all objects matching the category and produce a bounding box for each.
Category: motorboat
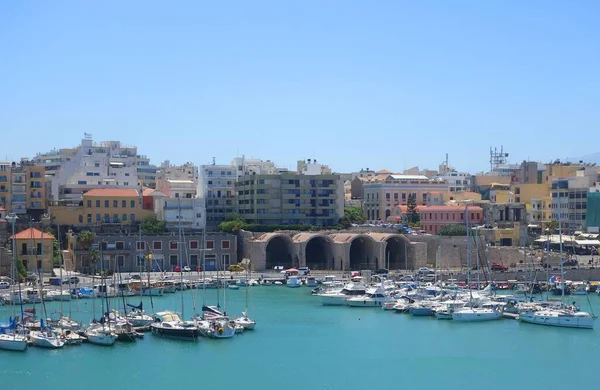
[319,282,366,306]
[518,308,595,329]
[46,290,71,301]
[142,286,164,296]
[409,301,439,316]
[571,282,587,296]
[0,333,28,351]
[286,276,302,288]
[346,287,387,307]
[151,311,199,341]
[228,284,240,290]
[393,297,414,313]
[84,325,117,346]
[434,300,466,320]
[305,276,318,288]
[71,287,95,299]
[29,328,65,349]
[452,305,503,322]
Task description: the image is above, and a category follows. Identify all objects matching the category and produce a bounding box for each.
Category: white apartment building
[154,196,206,231]
[551,167,598,233]
[51,136,140,201]
[434,171,472,192]
[157,161,198,182]
[231,156,277,177]
[199,164,237,229]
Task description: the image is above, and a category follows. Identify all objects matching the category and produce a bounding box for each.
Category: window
[130,200,135,208]
[113,200,118,208]
[130,214,135,222]
[105,200,109,208]
[104,214,110,223]
[87,214,92,223]
[136,241,145,251]
[122,200,127,207]
[206,240,214,249]
[96,200,100,207]
[122,214,127,221]
[190,255,198,265]
[221,240,230,249]
[96,214,101,222]
[78,215,83,223]
[170,240,178,250]
[78,180,86,185]
[222,254,230,266]
[153,241,162,250]
[87,200,92,208]
[113,214,119,222]
[170,255,178,266]
[190,240,199,250]
[124,182,129,186]
[117,255,125,267]
[116,241,124,250]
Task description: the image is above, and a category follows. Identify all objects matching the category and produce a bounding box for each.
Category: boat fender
[218,328,223,335]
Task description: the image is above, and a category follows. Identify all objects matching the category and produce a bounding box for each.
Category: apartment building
[236,162,344,226]
[419,205,484,235]
[550,167,598,233]
[231,156,277,177]
[0,161,47,219]
[198,164,237,229]
[362,174,448,221]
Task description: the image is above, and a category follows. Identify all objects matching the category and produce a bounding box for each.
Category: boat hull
[86,334,117,346]
[452,310,503,322]
[0,335,28,351]
[409,307,434,316]
[320,295,348,306]
[518,313,594,329]
[346,299,384,307]
[30,332,65,349]
[150,325,199,340]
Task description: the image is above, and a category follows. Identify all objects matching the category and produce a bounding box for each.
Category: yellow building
[490,184,513,204]
[49,188,154,226]
[529,196,552,226]
[542,164,581,184]
[10,228,55,273]
[0,162,47,217]
[477,223,522,246]
[511,184,549,205]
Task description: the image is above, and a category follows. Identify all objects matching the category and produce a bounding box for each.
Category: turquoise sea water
[1,287,599,390]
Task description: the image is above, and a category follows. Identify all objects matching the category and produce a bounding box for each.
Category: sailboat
[0,214,28,352]
[452,203,503,322]
[518,194,596,329]
[29,319,65,349]
[125,302,153,327]
[234,259,256,330]
[151,199,199,341]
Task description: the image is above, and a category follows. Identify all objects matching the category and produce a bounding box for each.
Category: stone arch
[384,235,410,270]
[265,234,294,270]
[348,235,377,271]
[305,235,334,270]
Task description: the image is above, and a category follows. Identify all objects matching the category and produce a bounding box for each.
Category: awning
[527,224,540,228]
[575,240,600,246]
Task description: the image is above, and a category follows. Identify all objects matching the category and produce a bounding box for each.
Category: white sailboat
[234,258,256,330]
[30,322,65,349]
[518,195,596,329]
[452,203,502,322]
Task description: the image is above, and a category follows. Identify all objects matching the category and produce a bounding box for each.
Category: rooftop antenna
[212,157,215,166]
[490,146,509,172]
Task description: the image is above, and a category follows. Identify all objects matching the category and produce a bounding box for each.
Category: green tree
[53,239,61,267]
[545,220,559,234]
[406,194,420,224]
[224,213,244,222]
[439,224,468,236]
[141,216,166,235]
[218,214,248,233]
[77,230,95,250]
[339,206,367,228]
[16,257,27,282]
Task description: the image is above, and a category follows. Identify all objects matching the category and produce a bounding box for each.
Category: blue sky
[1,1,599,173]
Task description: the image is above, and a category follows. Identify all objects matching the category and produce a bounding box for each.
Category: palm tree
[77,231,95,251]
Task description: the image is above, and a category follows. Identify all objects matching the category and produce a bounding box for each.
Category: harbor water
[1,286,598,390]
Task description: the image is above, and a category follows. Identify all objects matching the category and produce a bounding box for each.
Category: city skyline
[2,1,599,173]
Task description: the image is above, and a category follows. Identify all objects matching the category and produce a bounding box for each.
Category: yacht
[408,300,440,316]
[518,307,595,329]
[125,303,154,327]
[319,282,367,306]
[151,311,199,341]
[46,290,71,301]
[433,300,466,320]
[305,276,318,288]
[346,287,387,307]
[29,329,65,349]
[452,305,503,322]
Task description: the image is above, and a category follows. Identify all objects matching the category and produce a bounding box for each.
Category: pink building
[419,205,484,235]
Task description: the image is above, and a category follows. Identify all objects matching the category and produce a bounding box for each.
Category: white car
[182,266,191,272]
[0,281,10,289]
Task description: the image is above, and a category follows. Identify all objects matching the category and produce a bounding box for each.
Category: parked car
[0,281,10,289]
[182,266,191,272]
[491,263,508,272]
[62,276,80,285]
[273,266,284,271]
[398,275,415,282]
[298,267,311,275]
[375,268,389,275]
[228,264,245,272]
[417,267,435,275]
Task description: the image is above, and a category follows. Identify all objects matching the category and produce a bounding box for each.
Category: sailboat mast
[29,221,37,322]
[465,203,473,301]
[202,227,206,306]
[557,190,565,298]
[178,198,185,318]
[57,224,64,316]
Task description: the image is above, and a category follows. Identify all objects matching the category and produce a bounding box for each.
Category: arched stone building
[244,231,416,271]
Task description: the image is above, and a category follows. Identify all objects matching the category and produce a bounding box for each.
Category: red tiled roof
[84,188,139,197]
[10,227,55,240]
[376,169,393,174]
[142,188,155,196]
